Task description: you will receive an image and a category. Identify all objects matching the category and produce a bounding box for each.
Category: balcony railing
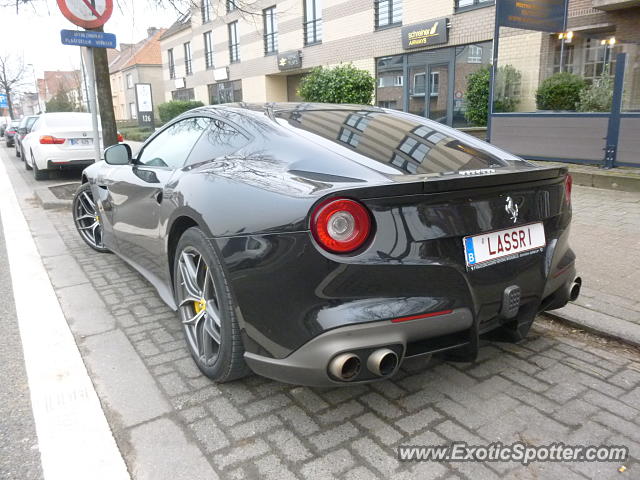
[304,18,322,45]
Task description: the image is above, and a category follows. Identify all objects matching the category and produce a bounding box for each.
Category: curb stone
[544,304,640,350]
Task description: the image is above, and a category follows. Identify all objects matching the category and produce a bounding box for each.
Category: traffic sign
[57,0,113,29]
[61,29,116,48]
[0,94,7,109]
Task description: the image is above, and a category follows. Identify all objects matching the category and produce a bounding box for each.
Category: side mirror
[104,143,132,165]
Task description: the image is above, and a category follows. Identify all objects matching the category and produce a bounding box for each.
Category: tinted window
[275,107,513,174]
[138,117,211,169]
[26,116,38,131]
[186,119,249,165]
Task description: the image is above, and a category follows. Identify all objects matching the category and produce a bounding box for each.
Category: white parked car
[22,112,113,180]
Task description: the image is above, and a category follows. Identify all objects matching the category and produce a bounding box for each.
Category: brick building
[159,0,640,127]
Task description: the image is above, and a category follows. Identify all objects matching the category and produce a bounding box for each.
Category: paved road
[0,211,43,480]
[2,142,640,479]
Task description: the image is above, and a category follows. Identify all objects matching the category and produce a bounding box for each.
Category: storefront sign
[402,18,448,50]
[135,83,154,128]
[497,0,568,33]
[277,51,302,71]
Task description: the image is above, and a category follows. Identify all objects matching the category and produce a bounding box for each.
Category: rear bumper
[47,159,95,169]
[244,273,579,386]
[245,307,473,386]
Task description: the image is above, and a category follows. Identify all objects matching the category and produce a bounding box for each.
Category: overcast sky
[1,0,179,87]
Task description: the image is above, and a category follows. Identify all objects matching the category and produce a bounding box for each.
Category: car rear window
[275,107,520,175]
[45,115,92,128]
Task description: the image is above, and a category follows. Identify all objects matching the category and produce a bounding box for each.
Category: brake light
[117,132,124,143]
[311,198,372,253]
[6,129,15,134]
[39,135,65,145]
[564,174,572,204]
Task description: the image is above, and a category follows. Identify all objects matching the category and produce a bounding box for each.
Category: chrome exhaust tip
[328,353,361,381]
[367,348,399,377]
[569,277,582,302]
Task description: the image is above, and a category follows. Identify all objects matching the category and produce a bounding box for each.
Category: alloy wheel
[73,189,104,249]
[176,247,222,366]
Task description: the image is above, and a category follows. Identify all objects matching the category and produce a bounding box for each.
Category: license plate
[463,222,546,267]
[70,138,92,146]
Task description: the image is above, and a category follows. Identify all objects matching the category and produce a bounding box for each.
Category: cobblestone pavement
[564,186,640,327]
[28,186,637,480]
[4,147,640,480]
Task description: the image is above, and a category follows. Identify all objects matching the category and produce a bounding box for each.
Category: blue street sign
[60,29,116,49]
[0,94,7,109]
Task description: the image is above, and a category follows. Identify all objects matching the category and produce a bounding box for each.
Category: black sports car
[73,103,580,386]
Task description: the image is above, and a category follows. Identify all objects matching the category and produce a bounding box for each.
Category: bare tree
[0,54,27,119]
[155,0,265,19]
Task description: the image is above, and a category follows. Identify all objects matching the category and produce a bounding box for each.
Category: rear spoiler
[340,166,569,199]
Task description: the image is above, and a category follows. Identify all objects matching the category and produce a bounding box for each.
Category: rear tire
[33,160,48,181]
[173,227,250,383]
[25,152,33,170]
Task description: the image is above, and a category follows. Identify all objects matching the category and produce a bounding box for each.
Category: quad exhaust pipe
[328,353,361,381]
[367,348,399,377]
[569,277,582,302]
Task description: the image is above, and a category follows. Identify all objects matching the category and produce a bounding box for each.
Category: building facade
[159,0,640,127]
[37,70,83,112]
[160,0,499,127]
[109,28,166,122]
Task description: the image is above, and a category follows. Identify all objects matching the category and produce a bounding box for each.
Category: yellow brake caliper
[194,298,206,314]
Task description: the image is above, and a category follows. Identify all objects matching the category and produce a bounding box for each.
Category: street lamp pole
[26,63,39,114]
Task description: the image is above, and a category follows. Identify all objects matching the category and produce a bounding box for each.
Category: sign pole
[83,47,102,163]
[486,1,501,143]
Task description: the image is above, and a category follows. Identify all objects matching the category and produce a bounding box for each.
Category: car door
[102,116,212,281]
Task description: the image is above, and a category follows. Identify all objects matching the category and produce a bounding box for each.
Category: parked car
[14,114,39,158]
[4,120,20,147]
[22,112,104,180]
[72,103,580,386]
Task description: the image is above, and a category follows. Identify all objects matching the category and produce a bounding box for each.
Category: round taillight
[311,198,372,253]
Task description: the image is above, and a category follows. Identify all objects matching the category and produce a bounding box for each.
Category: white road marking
[0,159,130,480]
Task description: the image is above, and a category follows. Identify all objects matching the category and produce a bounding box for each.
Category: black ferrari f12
[73,103,580,386]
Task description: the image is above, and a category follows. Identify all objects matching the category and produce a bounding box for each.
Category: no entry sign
[57,0,113,29]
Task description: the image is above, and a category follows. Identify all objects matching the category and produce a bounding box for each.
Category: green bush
[463,65,522,127]
[298,64,375,104]
[494,64,522,113]
[158,100,204,123]
[535,72,585,111]
[120,126,154,142]
[464,67,490,127]
[577,69,614,112]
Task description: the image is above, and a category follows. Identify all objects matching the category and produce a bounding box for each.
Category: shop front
[376,40,492,128]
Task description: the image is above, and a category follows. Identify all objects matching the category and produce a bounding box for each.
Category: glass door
[407,62,451,124]
[427,63,449,124]
[408,65,427,117]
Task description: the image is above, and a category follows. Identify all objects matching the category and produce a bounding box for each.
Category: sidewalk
[533,160,640,193]
[544,185,640,347]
